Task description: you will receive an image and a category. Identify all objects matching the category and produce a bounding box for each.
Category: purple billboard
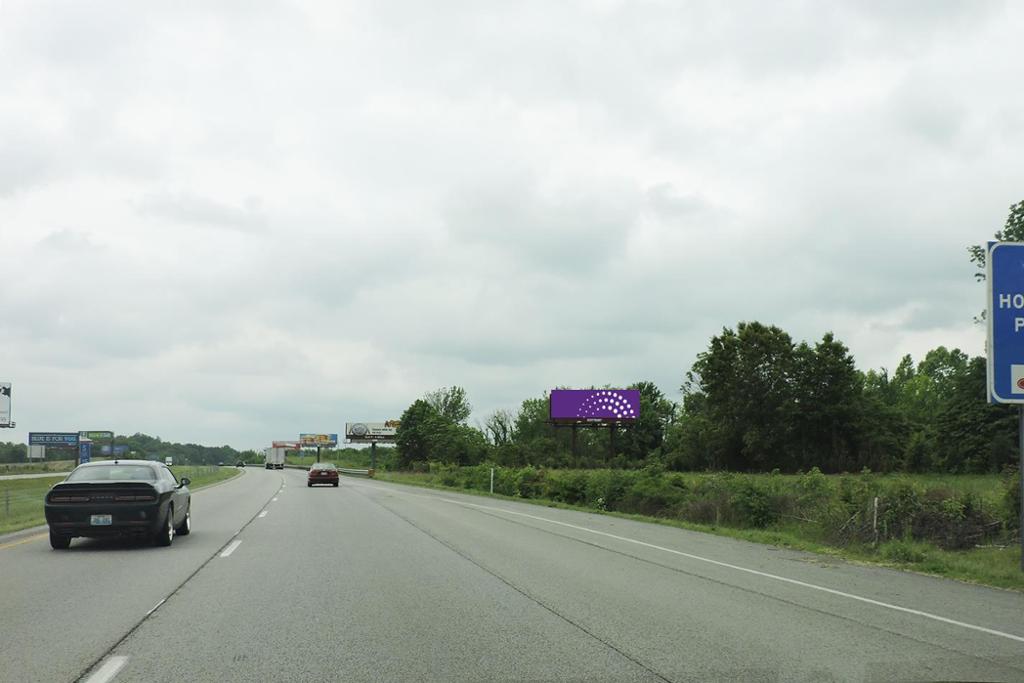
[549,389,640,422]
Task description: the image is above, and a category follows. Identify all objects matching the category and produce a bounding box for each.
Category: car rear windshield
[65,465,157,482]
[312,463,336,470]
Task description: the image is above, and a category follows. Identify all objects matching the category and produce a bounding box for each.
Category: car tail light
[49,495,90,503]
[114,494,157,502]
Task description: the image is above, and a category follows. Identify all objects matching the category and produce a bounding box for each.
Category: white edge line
[425,496,1024,645]
[258,510,268,518]
[219,539,242,558]
[82,655,128,683]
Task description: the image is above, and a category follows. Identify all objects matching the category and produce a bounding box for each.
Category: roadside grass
[376,470,1024,591]
[172,465,241,490]
[0,465,240,536]
[286,453,377,470]
[0,460,76,475]
[0,476,64,535]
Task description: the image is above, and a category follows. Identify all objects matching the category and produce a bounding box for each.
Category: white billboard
[345,421,400,442]
[0,382,10,426]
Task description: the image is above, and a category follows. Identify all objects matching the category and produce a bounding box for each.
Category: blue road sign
[28,432,80,447]
[987,242,1024,403]
[79,441,92,464]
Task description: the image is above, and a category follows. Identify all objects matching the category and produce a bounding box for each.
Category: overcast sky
[2,1,1022,450]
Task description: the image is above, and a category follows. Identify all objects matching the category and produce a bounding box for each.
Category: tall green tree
[425,386,472,424]
[789,333,862,472]
[512,395,571,467]
[0,442,28,463]
[395,399,439,468]
[482,408,517,446]
[686,322,796,470]
[663,390,716,471]
[617,381,676,464]
[934,356,1017,472]
[856,369,909,472]
[396,389,491,467]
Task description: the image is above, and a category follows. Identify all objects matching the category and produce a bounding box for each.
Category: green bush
[543,470,588,505]
[395,463,1009,551]
[880,539,929,564]
[584,470,630,510]
[794,467,832,515]
[620,471,686,517]
[1003,466,1021,530]
[514,466,543,498]
[732,481,778,528]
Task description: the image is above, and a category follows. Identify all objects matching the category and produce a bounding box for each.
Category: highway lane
[0,467,282,683]
[81,469,1024,682]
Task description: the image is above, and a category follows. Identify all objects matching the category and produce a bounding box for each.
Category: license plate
[90,514,112,526]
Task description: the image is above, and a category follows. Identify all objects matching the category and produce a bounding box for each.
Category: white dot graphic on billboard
[577,391,635,419]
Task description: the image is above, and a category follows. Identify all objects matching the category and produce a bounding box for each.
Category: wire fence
[0,461,74,475]
[0,484,52,532]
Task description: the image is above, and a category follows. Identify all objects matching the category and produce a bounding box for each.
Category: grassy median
[0,465,241,536]
[0,460,76,475]
[377,467,1024,591]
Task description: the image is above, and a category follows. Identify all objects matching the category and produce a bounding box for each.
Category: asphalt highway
[2,467,1023,682]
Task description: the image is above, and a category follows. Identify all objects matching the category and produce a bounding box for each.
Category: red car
[307,462,339,487]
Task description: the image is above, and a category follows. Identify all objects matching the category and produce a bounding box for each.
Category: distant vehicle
[236,460,245,467]
[217,462,224,466]
[308,462,339,487]
[164,456,173,466]
[44,460,191,549]
[265,447,285,470]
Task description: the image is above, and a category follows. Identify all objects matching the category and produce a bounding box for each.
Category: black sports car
[44,460,191,549]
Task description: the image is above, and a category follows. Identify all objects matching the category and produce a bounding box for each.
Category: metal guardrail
[338,468,375,478]
[282,463,374,478]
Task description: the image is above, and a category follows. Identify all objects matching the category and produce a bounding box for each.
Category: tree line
[393,328,1016,475]
[676,325,1014,473]
[391,202,1024,475]
[0,433,258,465]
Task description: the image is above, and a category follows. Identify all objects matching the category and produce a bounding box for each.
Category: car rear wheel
[307,482,312,487]
[49,530,71,550]
[333,482,339,487]
[175,503,191,536]
[154,506,174,547]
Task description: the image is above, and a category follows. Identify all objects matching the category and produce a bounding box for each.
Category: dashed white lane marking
[219,540,242,558]
[82,655,128,683]
[272,497,279,502]
[356,482,1024,645]
[145,598,166,617]
[258,511,268,518]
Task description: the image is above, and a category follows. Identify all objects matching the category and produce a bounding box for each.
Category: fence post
[872,497,879,546]
[5,489,8,516]
[490,468,494,494]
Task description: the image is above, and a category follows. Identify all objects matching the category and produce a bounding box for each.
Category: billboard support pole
[609,425,616,462]
[317,446,321,464]
[1019,406,1023,572]
[371,442,377,470]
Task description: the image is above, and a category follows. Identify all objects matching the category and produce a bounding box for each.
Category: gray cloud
[137,192,269,233]
[1,0,1020,448]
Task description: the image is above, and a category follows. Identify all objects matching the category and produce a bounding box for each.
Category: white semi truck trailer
[265,447,285,470]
